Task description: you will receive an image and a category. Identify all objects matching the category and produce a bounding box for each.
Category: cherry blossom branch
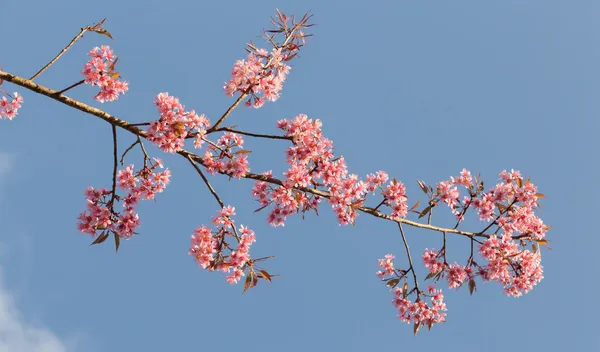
[208,13,310,131]
[0,70,492,240]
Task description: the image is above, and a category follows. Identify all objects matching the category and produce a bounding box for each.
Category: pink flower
[224,48,291,108]
[0,92,23,120]
[147,93,210,153]
[82,46,128,102]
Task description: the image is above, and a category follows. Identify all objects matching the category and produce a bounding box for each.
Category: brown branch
[207,92,249,132]
[56,79,85,95]
[120,139,139,165]
[108,125,118,207]
[30,25,91,81]
[186,154,224,208]
[397,222,420,295]
[0,70,493,240]
[206,127,292,141]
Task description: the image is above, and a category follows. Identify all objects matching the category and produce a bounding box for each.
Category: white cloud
[0,279,67,352]
[0,152,13,177]
[0,152,69,352]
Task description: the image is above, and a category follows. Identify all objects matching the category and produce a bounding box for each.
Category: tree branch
[0,69,492,240]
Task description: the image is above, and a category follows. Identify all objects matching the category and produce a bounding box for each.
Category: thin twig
[120,139,140,165]
[108,125,118,207]
[207,92,249,132]
[186,154,224,208]
[55,80,85,95]
[206,126,292,141]
[30,26,90,80]
[397,222,420,295]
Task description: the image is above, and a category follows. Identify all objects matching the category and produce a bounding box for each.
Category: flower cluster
[392,285,447,331]
[189,206,259,285]
[376,254,395,279]
[478,234,544,297]
[147,92,210,153]
[224,48,291,108]
[0,92,23,120]
[81,45,129,102]
[377,254,447,333]
[421,237,543,297]
[202,132,250,179]
[253,115,406,227]
[77,158,170,239]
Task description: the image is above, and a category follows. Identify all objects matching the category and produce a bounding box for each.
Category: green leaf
[386,278,400,288]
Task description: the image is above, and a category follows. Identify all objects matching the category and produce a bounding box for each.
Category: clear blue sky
[1,0,597,351]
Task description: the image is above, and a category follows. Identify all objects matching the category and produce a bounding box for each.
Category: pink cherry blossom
[0,92,23,120]
[147,92,210,153]
[81,46,129,102]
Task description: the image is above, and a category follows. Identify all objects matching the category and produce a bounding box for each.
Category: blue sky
[0,0,598,351]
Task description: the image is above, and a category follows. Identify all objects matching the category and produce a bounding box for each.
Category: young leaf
[418,206,431,219]
[242,272,253,294]
[259,270,272,283]
[386,278,400,288]
[425,270,442,281]
[94,28,114,39]
[114,232,120,252]
[413,322,420,336]
[410,200,421,211]
[90,232,109,245]
[417,180,428,194]
[468,279,476,295]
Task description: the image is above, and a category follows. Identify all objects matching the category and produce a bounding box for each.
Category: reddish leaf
[114,232,120,252]
[259,270,272,283]
[536,193,546,199]
[235,149,252,155]
[413,322,420,336]
[418,206,431,219]
[90,232,109,245]
[417,180,428,194]
[242,272,253,294]
[468,279,476,295]
[410,200,421,211]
